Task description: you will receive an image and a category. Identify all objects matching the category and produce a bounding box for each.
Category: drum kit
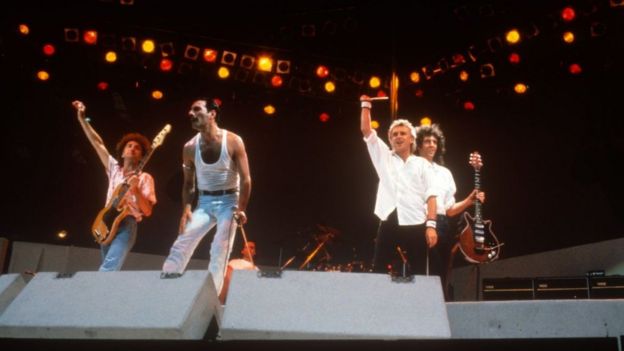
[280,224,371,273]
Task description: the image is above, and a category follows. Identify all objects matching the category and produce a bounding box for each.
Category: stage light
[315,65,329,78]
[160,58,173,72]
[319,112,330,123]
[270,75,283,87]
[240,55,255,69]
[409,71,421,83]
[64,28,79,42]
[369,76,381,88]
[121,36,136,51]
[421,65,434,80]
[184,45,200,60]
[141,39,156,54]
[505,29,521,45]
[463,101,475,111]
[562,31,575,44]
[508,52,521,64]
[301,24,316,37]
[257,56,273,72]
[105,51,117,63]
[97,81,109,91]
[221,51,237,66]
[479,63,495,78]
[151,90,164,100]
[414,89,424,98]
[451,53,466,68]
[487,37,503,52]
[568,63,582,75]
[83,30,98,45]
[561,7,576,22]
[203,48,218,63]
[376,90,387,98]
[324,81,336,93]
[217,66,230,79]
[590,22,607,37]
[37,70,50,81]
[420,117,432,126]
[276,60,291,74]
[298,79,312,93]
[57,230,68,239]
[18,24,29,35]
[611,0,624,7]
[42,44,55,56]
[371,120,380,129]
[263,104,276,115]
[160,42,174,57]
[514,83,528,94]
[459,70,469,82]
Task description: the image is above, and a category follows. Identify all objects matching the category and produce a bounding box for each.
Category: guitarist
[415,124,485,298]
[72,100,157,271]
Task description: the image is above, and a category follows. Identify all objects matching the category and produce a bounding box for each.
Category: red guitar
[91,124,171,245]
[458,151,501,263]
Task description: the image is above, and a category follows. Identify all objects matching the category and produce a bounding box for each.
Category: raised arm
[72,100,111,171]
[446,190,485,218]
[360,95,373,137]
[232,134,251,225]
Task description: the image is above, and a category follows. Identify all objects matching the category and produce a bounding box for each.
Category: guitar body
[458,212,500,264]
[91,183,131,245]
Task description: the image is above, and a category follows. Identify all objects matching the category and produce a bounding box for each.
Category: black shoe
[160,272,183,279]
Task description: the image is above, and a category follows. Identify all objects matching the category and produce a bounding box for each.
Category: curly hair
[115,132,151,159]
[415,124,446,165]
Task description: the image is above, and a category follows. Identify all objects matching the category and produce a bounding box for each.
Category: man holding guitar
[415,124,485,298]
[161,97,251,296]
[72,100,157,271]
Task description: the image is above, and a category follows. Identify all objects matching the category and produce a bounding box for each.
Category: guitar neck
[474,169,482,222]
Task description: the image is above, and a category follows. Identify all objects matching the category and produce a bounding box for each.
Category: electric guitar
[458,151,501,263]
[91,124,171,245]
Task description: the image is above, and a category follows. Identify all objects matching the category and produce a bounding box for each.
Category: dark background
[1,0,623,270]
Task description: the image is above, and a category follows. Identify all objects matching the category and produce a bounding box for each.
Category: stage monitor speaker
[590,275,624,299]
[482,277,534,301]
[219,270,450,340]
[534,276,588,300]
[0,273,29,314]
[0,270,218,339]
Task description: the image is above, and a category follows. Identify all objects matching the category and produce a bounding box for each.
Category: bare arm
[360,95,372,137]
[72,100,111,171]
[127,174,155,217]
[232,134,251,224]
[178,144,196,233]
[425,196,438,248]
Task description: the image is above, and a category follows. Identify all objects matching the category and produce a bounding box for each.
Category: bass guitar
[91,124,171,245]
[458,151,501,263]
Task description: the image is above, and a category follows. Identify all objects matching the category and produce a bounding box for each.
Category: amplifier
[534,276,588,299]
[589,275,624,299]
[482,278,534,301]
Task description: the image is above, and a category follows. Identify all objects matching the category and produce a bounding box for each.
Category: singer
[359,95,439,276]
[161,97,252,296]
[72,100,157,272]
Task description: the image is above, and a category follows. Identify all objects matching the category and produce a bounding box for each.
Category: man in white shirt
[360,95,439,276]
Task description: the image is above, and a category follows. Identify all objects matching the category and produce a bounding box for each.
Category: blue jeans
[162,193,238,293]
[99,216,137,272]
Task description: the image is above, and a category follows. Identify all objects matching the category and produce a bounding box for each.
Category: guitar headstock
[152,124,172,149]
[469,151,483,171]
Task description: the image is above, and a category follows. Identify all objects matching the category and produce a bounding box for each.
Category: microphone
[369,96,389,101]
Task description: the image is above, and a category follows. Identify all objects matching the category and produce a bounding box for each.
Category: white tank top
[194,130,239,191]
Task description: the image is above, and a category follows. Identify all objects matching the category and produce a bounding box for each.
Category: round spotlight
[141,39,156,53]
[36,70,50,81]
[409,71,421,83]
[420,117,432,126]
[217,66,230,79]
[18,24,30,35]
[369,76,381,88]
[160,58,173,72]
[568,63,582,75]
[561,7,576,22]
[508,52,521,64]
[97,81,109,91]
[42,44,56,56]
[83,30,98,45]
[562,31,575,44]
[270,75,283,87]
[105,51,117,63]
[151,90,164,100]
[371,120,380,129]
[319,112,330,123]
[57,230,68,239]
[316,65,329,78]
[263,104,276,115]
[505,29,521,45]
[324,81,336,93]
[463,101,475,111]
[514,83,528,94]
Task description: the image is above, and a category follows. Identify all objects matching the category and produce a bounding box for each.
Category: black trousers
[372,210,429,276]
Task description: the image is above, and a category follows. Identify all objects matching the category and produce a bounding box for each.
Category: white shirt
[364,130,438,225]
[431,162,456,215]
[106,156,157,222]
[193,130,240,191]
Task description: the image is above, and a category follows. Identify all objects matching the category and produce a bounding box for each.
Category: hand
[72,100,86,118]
[425,227,438,248]
[127,175,140,192]
[178,205,193,234]
[470,189,486,204]
[359,95,371,102]
[234,210,248,225]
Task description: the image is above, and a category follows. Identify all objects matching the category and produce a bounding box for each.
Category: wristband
[425,219,437,229]
[361,101,372,109]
